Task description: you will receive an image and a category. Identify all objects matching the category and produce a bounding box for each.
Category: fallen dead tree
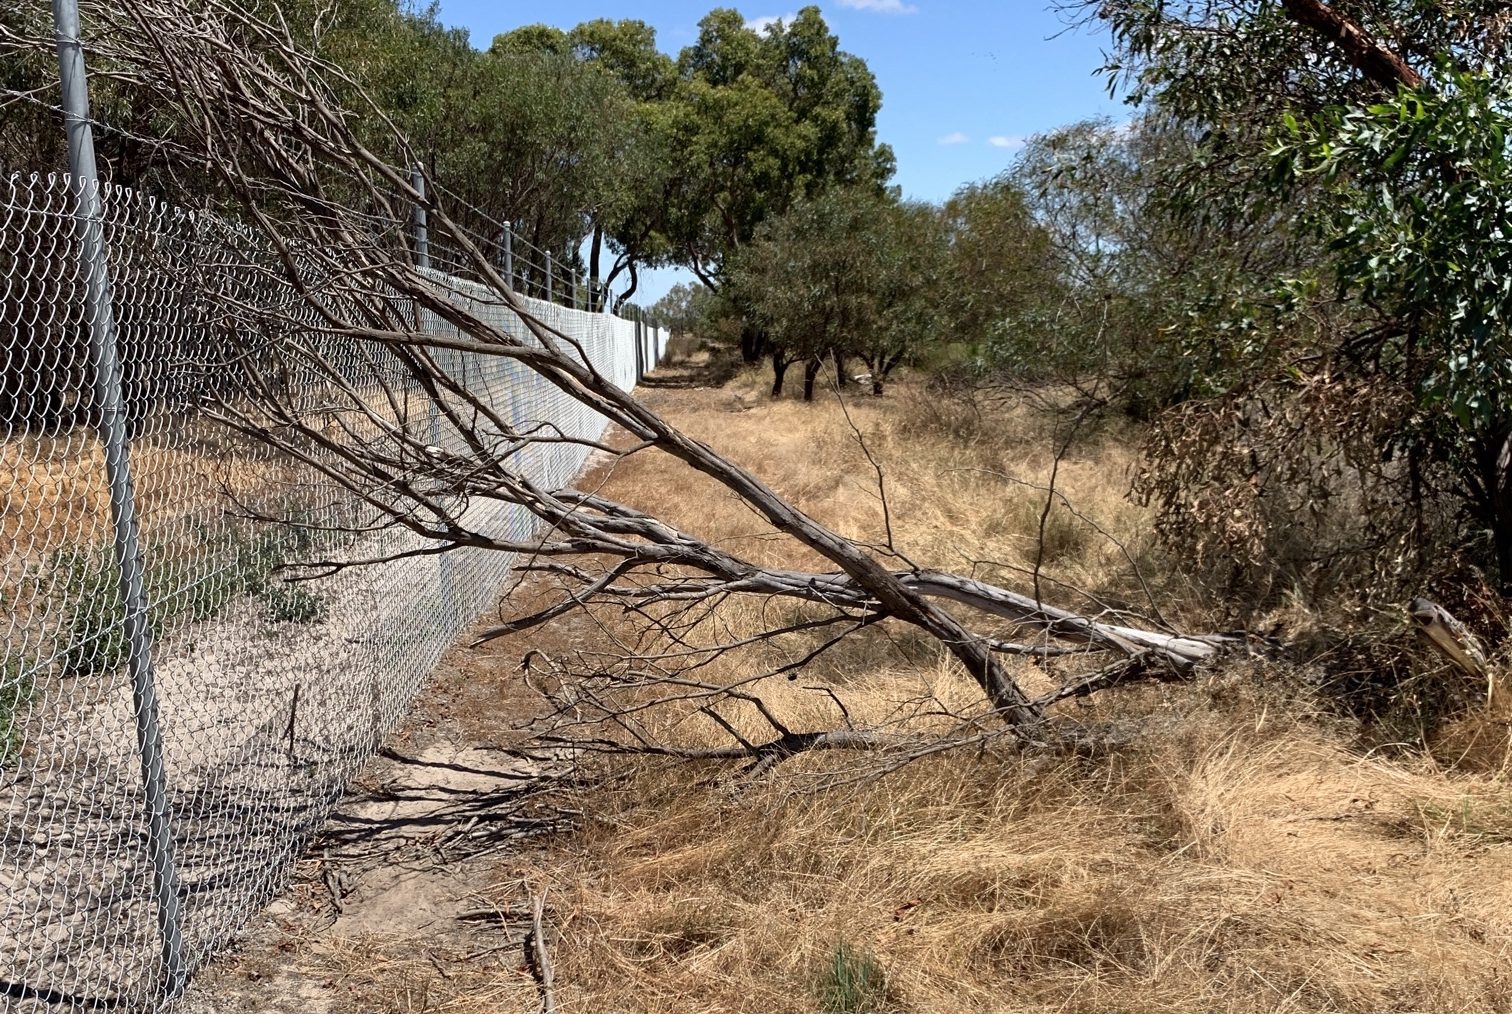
[3,0,1256,749]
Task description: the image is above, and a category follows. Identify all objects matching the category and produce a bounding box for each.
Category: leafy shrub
[53,523,327,677]
[55,548,138,678]
[262,583,326,624]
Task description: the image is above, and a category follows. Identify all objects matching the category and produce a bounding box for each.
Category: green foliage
[730,187,945,393]
[56,548,141,678]
[940,173,1061,377]
[0,4,63,171]
[818,941,890,1014]
[662,6,895,289]
[567,19,676,101]
[1277,73,1512,435]
[262,583,328,625]
[1001,114,1310,414]
[238,529,328,624]
[5,1,894,326]
[649,281,718,338]
[1063,0,1512,592]
[52,525,326,678]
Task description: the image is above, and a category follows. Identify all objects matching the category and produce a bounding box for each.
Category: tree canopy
[1060,0,1512,590]
[730,188,944,398]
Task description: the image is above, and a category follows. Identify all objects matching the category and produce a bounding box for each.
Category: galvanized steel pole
[502,221,514,291]
[546,251,554,304]
[410,164,430,270]
[51,0,187,998]
[634,307,644,383]
[410,166,456,624]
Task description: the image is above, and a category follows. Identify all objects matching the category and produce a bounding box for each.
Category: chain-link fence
[0,168,668,1011]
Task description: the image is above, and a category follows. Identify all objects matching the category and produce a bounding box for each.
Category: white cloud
[988,135,1027,150]
[746,13,797,32]
[838,0,920,13]
[937,131,970,146]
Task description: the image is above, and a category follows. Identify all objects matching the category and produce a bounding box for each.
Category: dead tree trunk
[49,0,1249,739]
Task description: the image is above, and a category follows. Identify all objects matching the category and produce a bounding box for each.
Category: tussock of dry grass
[478,360,1512,1014]
[524,702,1512,1013]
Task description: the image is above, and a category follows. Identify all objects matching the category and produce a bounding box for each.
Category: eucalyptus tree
[442,8,897,337]
[665,7,896,361]
[999,115,1312,418]
[731,188,946,399]
[567,19,677,102]
[940,173,1061,380]
[650,282,718,339]
[1074,0,1512,588]
[492,21,679,307]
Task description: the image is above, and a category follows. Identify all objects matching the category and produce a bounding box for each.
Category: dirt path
[171,444,639,1013]
[173,633,568,1013]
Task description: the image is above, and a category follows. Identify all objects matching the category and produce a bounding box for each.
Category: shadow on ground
[634,346,744,389]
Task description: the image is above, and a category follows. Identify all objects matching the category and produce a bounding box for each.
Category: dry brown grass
[460,359,1512,1014]
[527,712,1512,1014]
[0,426,280,556]
[599,363,1184,624]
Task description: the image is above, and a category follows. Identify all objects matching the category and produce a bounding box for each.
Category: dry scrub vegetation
[465,358,1512,1014]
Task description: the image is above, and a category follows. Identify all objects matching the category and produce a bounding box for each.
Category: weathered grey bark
[1409,597,1494,701]
[48,0,1244,737]
[1279,0,1423,89]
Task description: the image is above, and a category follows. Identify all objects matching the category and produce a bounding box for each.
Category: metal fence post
[633,307,644,383]
[545,250,554,304]
[502,220,513,291]
[410,166,457,626]
[410,164,430,270]
[51,0,187,998]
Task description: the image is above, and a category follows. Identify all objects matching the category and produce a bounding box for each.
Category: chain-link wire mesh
[0,170,670,1011]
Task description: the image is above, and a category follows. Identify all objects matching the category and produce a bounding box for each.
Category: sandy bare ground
[0,485,559,1010]
[171,603,589,1014]
[162,448,629,1013]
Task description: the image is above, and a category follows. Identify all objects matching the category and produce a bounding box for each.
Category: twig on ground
[525,889,556,1014]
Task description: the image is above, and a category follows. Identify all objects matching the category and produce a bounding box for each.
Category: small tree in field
[940,173,1061,378]
[731,188,945,399]
[850,200,950,396]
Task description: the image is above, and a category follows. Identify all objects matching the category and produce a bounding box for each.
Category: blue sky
[436,1,1127,303]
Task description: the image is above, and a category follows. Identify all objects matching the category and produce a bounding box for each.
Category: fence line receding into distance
[0,162,668,1012]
